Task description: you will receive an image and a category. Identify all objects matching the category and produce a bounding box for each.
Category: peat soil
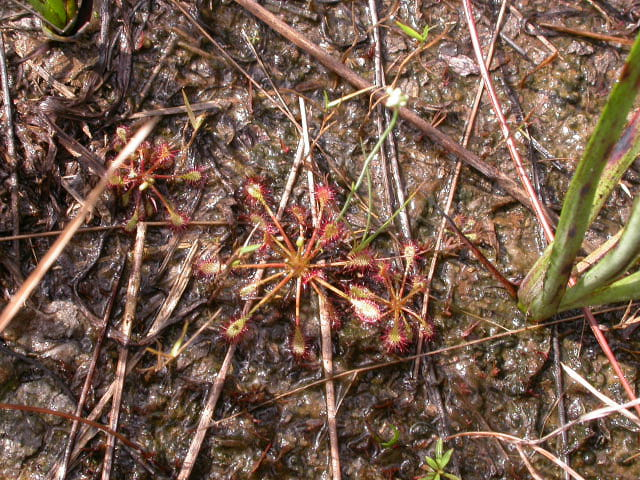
[1,1,640,479]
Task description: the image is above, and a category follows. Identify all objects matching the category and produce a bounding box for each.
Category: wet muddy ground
[1,1,640,479]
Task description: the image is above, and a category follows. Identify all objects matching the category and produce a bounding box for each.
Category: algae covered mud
[1,1,639,479]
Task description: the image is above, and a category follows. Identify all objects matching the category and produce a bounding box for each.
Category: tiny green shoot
[417,438,460,480]
[379,425,400,448]
[395,20,430,43]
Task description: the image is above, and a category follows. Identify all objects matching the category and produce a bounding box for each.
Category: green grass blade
[558,269,640,312]
[559,195,640,307]
[589,108,640,225]
[526,32,640,320]
[338,108,399,221]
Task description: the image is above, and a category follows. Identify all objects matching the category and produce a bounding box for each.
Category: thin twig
[301,97,341,479]
[417,0,506,376]
[177,342,237,479]
[46,350,147,479]
[102,222,146,480]
[318,284,341,480]
[0,220,227,242]
[55,255,126,480]
[142,240,200,343]
[167,0,300,131]
[463,0,554,241]
[538,22,634,46]
[367,0,411,238]
[135,33,178,110]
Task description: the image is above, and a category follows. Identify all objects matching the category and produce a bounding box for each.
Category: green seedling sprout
[324,86,375,110]
[417,438,460,480]
[395,20,431,44]
[379,424,400,448]
[519,32,640,320]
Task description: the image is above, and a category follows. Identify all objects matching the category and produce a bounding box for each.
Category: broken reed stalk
[55,258,126,480]
[301,97,342,480]
[0,32,20,262]
[102,221,146,480]
[318,283,341,480]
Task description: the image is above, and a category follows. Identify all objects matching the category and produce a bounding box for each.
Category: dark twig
[432,200,518,298]
[367,0,410,239]
[0,402,147,455]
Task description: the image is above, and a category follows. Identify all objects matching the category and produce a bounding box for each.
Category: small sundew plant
[108,126,204,231]
[348,244,434,352]
[199,177,355,357]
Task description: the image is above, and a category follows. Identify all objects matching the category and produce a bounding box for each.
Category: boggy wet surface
[1,0,640,479]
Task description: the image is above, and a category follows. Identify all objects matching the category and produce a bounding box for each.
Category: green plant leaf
[558,269,640,312]
[27,0,78,31]
[589,108,640,225]
[440,448,453,468]
[379,425,400,448]
[522,32,640,320]
[435,438,444,458]
[425,456,440,471]
[560,195,640,307]
[395,20,426,43]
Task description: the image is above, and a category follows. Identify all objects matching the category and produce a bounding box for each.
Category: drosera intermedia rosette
[107,126,205,231]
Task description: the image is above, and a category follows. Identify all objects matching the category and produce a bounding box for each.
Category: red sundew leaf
[402,242,420,266]
[382,324,410,352]
[319,220,344,246]
[373,260,393,283]
[288,204,310,228]
[244,177,271,206]
[168,210,190,231]
[153,142,177,169]
[348,284,376,299]
[114,125,132,149]
[315,184,336,208]
[196,256,224,278]
[350,297,382,324]
[290,323,309,358]
[178,169,206,185]
[345,249,376,271]
[418,318,436,340]
[223,317,249,343]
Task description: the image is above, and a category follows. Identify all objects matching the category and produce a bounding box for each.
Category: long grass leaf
[561,195,640,306]
[590,108,640,224]
[527,33,640,320]
[558,270,640,312]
